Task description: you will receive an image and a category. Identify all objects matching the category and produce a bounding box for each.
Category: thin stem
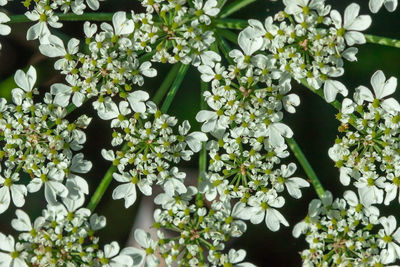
[365,34,400,48]
[152,63,181,106]
[300,79,361,130]
[300,79,341,110]
[217,0,228,8]
[286,138,325,199]
[9,13,114,24]
[216,35,235,65]
[215,18,248,30]
[160,63,190,113]
[196,81,208,203]
[216,29,238,44]
[219,0,257,18]
[87,143,129,212]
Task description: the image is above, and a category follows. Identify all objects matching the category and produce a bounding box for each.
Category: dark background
[0,1,399,266]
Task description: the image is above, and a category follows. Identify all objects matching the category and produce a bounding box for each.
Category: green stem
[160,63,190,113]
[216,35,235,65]
[87,143,129,212]
[215,18,248,30]
[219,0,257,18]
[216,29,238,44]
[217,0,228,8]
[152,63,181,106]
[365,34,400,48]
[300,79,361,130]
[286,138,325,199]
[9,13,114,24]
[300,79,341,110]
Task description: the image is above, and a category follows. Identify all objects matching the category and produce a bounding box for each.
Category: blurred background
[0,0,399,266]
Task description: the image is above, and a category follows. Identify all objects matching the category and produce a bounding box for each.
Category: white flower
[111,11,135,36]
[65,153,91,200]
[196,109,229,132]
[323,79,348,103]
[39,36,80,69]
[354,173,385,206]
[178,120,208,152]
[27,167,68,204]
[51,81,85,108]
[84,21,98,38]
[0,233,27,267]
[221,249,256,267]
[134,229,159,266]
[25,7,62,41]
[330,3,372,46]
[102,241,134,267]
[117,247,145,267]
[378,216,400,264]
[0,12,11,36]
[39,35,77,57]
[0,171,27,214]
[198,63,227,84]
[338,167,356,186]
[112,171,152,208]
[282,93,300,114]
[354,70,400,114]
[384,174,400,205]
[283,0,325,15]
[248,193,289,231]
[369,0,398,13]
[12,66,37,106]
[230,27,263,66]
[86,0,101,10]
[343,190,379,217]
[193,0,219,25]
[11,209,45,241]
[161,167,187,196]
[127,91,150,113]
[276,163,310,199]
[266,122,294,147]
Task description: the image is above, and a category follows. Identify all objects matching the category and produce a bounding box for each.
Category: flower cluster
[294,191,400,266]
[134,189,254,267]
[138,0,220,66]
[0,197,146,267]
[195,2,322,231]
[196,61,310,231]
[0,67,92,213]
[39,11,157,115]
[329,70,400,206]
[100,91,207,208]
[244,0,371,103]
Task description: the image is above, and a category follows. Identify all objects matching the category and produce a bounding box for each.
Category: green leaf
[219,0,257,18]
[216,35,235,65]
[216,29,238,44]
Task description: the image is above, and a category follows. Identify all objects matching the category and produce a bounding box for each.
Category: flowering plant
[0,0,399,266]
